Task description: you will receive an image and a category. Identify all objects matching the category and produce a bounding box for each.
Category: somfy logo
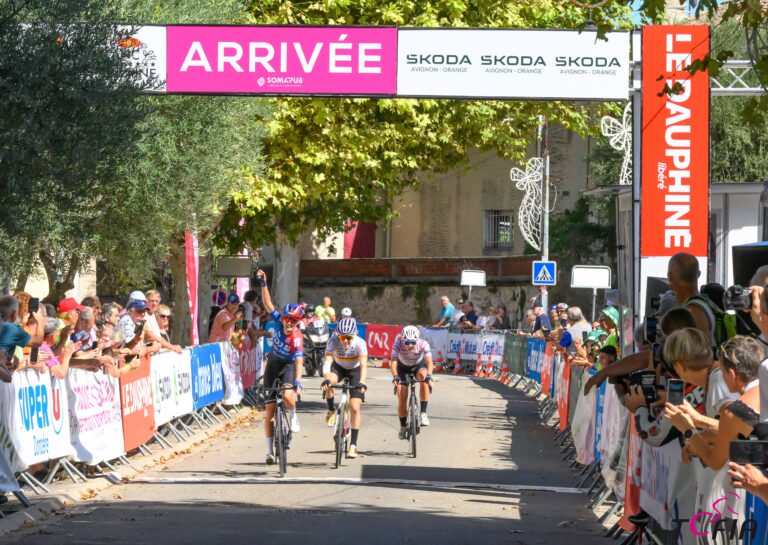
[257,77,265,86]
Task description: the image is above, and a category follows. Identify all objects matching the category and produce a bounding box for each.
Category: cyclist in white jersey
[320,317,368,458]
[391,325,434,439]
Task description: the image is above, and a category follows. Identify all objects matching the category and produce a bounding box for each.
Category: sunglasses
[158,314,171,319]
[281,317,299,325]
[404,340,417,347]
[338,334,353,342]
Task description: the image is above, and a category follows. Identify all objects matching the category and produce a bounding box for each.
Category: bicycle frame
[398,375,432,459]
[266,381,294,478]
[328,379,355,468]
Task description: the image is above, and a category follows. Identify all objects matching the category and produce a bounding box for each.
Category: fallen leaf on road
[21,520,34,528]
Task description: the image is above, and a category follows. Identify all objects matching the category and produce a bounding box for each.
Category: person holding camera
[728,462,768,505]
[665,336,762,470]
[209,293,245,343]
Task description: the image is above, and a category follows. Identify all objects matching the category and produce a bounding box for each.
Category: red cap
[58,297,85,313]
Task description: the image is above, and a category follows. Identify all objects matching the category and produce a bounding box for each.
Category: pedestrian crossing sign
[532,261,557,286]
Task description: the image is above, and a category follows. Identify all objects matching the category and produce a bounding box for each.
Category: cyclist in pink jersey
[390,325,434,438]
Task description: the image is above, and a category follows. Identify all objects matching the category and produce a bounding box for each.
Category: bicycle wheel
[276,405,287,477]
[343,401,351,459]
[409,388,418,458]
[334,403,344,469]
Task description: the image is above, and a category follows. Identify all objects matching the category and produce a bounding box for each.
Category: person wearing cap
[117,298,157,353]
[598,306,620,355]
[209,293,245,343]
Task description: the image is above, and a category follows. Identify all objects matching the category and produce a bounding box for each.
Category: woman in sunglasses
[257,269,305,465]
[391,325,434,438]
[320,317,368,458]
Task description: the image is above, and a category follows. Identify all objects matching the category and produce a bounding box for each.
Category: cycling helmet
[305,304,315,314]
[340,307,352,317]
[282,303,304,321]
[401,325,420,342]
[336,317,357,336]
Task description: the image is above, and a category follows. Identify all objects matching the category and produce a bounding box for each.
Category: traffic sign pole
[540,117,550,312]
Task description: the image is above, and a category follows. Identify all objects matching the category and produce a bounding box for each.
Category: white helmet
[340,307,352,317]
[401,325,420,342]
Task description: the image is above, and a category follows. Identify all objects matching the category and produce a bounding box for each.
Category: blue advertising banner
[190,344,224,410]
[593,377,606,464]
[526,338,546,383]
[744,493,768,545]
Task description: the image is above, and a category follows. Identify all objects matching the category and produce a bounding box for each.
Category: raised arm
[257,270,274,314]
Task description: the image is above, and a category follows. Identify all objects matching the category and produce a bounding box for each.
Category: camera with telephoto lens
[724,285,752,311]
[644,316,659,344]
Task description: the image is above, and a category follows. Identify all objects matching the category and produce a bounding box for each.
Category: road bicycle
[324,378,364,468]
[396,375,432,459]
[265,380,295,478]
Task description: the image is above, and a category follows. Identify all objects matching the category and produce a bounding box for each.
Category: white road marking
[129,475,582,494]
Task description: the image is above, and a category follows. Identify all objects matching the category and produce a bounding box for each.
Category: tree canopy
[214,0,635,254]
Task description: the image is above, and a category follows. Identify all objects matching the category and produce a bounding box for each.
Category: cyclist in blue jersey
[257,270,305,465]
[391,325,434,439]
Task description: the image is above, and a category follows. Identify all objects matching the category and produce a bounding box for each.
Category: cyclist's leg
[264,356,279,449]
[396,363,409,419]
[348,366,364,448]
[415,364,430,425]
[281,362,296,411]
[325,366,341,406]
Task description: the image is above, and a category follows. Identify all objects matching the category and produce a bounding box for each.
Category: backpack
[683,295,737,348]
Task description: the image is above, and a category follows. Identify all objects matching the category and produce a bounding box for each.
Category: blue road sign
[532,261,557,286]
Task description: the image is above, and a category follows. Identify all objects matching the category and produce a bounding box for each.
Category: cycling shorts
[396,360,428,383]
[264,353,296,404]
[330,363,365,402]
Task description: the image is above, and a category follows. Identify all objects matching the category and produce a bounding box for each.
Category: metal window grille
[484,210,514,248]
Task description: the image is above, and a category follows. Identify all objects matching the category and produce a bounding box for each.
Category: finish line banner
[125,25,629,100]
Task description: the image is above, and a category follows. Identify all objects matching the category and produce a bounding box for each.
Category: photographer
[584,307,698,396]
[209,293,245,343]
[665,335,762,470]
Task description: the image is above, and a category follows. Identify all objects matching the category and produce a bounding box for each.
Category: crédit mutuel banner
[124,26,629,100]
[640,26,710,307]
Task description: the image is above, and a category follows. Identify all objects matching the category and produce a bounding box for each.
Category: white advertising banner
[446,332,463,360]
[219,342,244,406]
[396,29,630,100]
[598,385,628,490]
[419,328,448,363]
[122,25,168,92]
[639,440,698,531]
[479,333,505,364]
[7,370,74,468]
[151,351,177,427]
[0,384,21,492]
[173,350,194,419]
[570,389,596,466]
[67,368,125,465]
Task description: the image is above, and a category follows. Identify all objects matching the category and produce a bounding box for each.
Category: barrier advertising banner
[641,25,709,258]
[166,26,398,95]
[571,388,597,465]
[68,368,124,465]
[397,29,630,100]
[419,328,448,363]
[191,343,225,410]
[593,381,607,463]
[540,343,554,397]
[598,385,629,490]
[237,337,258,390]
[0,388,21,492]
[151,351,177,427]
[120,355,156,452]
[365,324,402,359]
[446,331,463,360]
[174,350,194,418]
[526,338,545,382]
[219,342,244,405]
[7,370,74,468]
[479,333,505,364]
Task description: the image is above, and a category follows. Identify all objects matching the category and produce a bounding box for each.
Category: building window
[484,210,514,248]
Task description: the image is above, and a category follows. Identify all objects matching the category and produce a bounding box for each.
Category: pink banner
[166,26,397,95]
[184,230,199,346]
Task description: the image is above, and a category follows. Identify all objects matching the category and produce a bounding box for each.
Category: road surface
[8,368,605,545]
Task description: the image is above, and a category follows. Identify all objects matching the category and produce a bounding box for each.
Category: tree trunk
[274,231,300,307]
[168,236,192,347]
[39,251,79,303]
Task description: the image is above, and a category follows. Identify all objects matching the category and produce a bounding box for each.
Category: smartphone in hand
[667,378,685,406]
